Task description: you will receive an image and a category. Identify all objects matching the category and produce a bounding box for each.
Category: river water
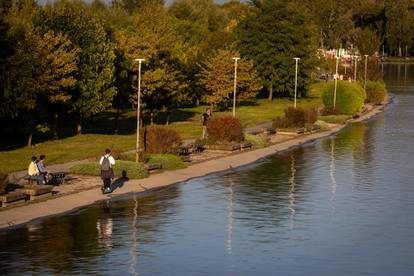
[1,64,414,275]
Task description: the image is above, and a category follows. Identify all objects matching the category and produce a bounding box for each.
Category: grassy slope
[1,83,324,173]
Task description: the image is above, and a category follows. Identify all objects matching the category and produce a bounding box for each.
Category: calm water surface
[1,64,414,275]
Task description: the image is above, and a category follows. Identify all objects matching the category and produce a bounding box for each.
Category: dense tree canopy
[1,0,414,146]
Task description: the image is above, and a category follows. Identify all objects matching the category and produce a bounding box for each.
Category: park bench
[16,185,54,201]
[23,175,45,185]
[241,141,253,150]
[145,163,162,172]
[0,190,27,207]
[49,172,67,185]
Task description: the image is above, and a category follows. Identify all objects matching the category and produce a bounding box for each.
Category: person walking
[201,108,212,139]
[99,149,115,194]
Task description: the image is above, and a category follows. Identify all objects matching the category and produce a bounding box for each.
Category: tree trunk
[114,105,120,134]
[166,113,170,125]
[150,111,154,125]
[53,112,59,140]
[196,98,200,107]
[268,83,273,101]
[27,132,33,147]
[76,114,82,135]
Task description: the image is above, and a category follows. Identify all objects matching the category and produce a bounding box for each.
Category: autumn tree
[199,50,262,109]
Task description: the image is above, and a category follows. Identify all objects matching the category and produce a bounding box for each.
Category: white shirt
[99,154,116,168]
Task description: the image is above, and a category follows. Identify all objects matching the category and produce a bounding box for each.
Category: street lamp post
[135,58,145,163]
[354,55,358,82]
[232,57,240,118]
[364,54,368,92]
[293,57,300,108]
[333,55,339,110]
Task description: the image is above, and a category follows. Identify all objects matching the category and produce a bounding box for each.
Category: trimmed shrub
[284,107,306,127]
[147,154,187,170]
[320,106,341,116]
[272,116,289,129]
[365,81,387,105]
[322,81,366,115]
[207,116,244,143]
[314,120,330,131]
[70,160,149,179]
[278,107,318,129]
[144,125,182,154]
[245,133,268,148]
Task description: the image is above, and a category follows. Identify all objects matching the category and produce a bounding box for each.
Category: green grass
[318,115,350,124]
[120,153,187,171]
[245,133,269,148]
[0,134,136,174]
[2,83,324,174]
[70,160,149,179]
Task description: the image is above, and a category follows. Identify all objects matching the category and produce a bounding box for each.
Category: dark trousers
[103,178,111,189]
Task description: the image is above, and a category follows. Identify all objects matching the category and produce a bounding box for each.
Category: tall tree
[35,1,117,134]
[385,0,413,56]
[3,29,77,146]
[199,49,262,109]
[236,0,318,100]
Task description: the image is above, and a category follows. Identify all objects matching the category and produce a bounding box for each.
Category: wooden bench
[23,175,45,185]
[145,163,162,172]
[17,185,54,201]
[241,141,253,150]
[0,191,27,207]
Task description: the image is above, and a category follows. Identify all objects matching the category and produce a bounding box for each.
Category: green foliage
[272,107,318,129]
[236,0,318,100]
[199,49,262,109]
[35,1,117,119]
[314,120,330,131]
[70,160,149,179]
[245,133,268,149]
[354,28,382,56]
[144,125,182,154]
[318,115,350,125]
[206,116,244,143]
[146,154,187,170]
[322,81,366,115]
[365,81,388,104]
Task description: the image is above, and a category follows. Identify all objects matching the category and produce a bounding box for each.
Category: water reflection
[226,175,233,255]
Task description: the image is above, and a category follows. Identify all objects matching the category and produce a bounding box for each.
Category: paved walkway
[0,98,389,229]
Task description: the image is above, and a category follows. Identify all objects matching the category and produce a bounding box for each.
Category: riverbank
[0,98,390,230]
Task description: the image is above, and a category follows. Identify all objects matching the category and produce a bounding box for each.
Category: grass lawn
[1,83,325,174]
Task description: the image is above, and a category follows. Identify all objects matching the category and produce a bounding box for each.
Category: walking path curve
[0,99,389,230]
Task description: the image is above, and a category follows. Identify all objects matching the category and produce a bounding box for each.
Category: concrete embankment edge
[0,100,389,230]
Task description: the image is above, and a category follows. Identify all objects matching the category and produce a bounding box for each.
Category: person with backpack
[99,148,115,194]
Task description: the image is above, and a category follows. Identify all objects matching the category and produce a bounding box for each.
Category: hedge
[70,160,149,179]
[322,81,366,115]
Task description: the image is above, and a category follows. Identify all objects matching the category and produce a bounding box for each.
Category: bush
[314,120,330,131]
[322,81,366,115]
[320,106,341,116]
[365,81,387,105]
[147,154,187,170]
[207,116,244,143]
[272,116,289,129]
[276,107,318,129]
[70,160,149,179]
[284,107,306,127]
[144,125,182,154]
[245,133,268,148]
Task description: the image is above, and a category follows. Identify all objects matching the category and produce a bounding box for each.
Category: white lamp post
[364,54,368,92]
[333,55,339,110]
[293,57,300,108]
[232,57,240,117]
[353,55,359,82]
[135,58,145,163]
